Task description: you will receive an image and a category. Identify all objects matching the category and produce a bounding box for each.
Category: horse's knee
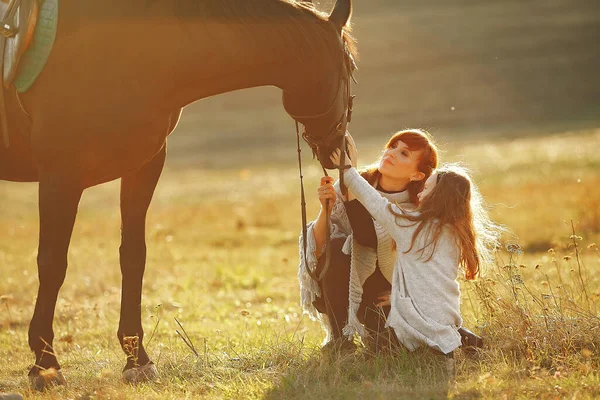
[36,253,68,290]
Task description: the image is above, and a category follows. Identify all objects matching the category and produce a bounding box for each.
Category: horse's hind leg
[28,175,83,390]
[118,145,166,383]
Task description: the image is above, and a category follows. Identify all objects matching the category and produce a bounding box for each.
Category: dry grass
[1,1,599,397]
[1,127,599,398]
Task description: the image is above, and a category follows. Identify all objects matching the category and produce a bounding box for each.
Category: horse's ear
[328,0,352,32]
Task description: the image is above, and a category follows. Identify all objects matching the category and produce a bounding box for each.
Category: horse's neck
[149,4,339,110]
[60,0,339,112]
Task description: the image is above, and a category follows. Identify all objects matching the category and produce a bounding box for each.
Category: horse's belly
[29,114,171,188]
[0,144,39,182]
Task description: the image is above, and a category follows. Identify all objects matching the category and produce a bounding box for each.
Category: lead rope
[297,121,332,282]
[297,125,352,283]
[297,53,355,283]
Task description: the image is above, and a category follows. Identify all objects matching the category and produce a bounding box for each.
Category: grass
[1,126,599,399]
[1,1,599,397]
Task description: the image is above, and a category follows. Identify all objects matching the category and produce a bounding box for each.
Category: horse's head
[282,0,357,170]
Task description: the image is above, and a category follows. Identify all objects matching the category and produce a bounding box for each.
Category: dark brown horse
[0,0,357,388]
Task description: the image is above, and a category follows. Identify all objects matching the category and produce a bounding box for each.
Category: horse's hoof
[122,362,158,384]
[0,393,24,400]
[29,368,66,391]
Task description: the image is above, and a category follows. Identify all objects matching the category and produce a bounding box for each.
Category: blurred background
[167,0,600,168]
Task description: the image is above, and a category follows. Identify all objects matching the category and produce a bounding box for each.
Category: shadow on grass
[263,346,454,400]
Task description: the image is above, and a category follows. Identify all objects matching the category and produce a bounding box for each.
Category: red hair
[359,129,439,204]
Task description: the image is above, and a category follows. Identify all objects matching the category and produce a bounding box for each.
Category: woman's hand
[376,294,390,307]
[318,176,336,212]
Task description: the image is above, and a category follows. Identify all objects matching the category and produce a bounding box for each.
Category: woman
[298,129,439,352]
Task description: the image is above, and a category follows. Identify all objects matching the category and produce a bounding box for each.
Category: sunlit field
[2,0,600,398]
[1,127,599,399]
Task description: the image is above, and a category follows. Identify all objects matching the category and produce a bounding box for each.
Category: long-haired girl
[299,129,438,352]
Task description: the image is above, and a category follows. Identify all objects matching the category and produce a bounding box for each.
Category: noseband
[291,44,356,283]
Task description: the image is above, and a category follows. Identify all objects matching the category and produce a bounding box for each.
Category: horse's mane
[168,0,358,62]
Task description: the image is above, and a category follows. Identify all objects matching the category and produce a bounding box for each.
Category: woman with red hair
[329,140,500,358]
[298,129,441,353]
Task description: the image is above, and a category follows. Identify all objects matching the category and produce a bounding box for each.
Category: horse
[0,0,357,388]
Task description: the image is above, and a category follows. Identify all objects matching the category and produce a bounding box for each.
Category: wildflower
[563,256,572,261]
[588,243,597,250]
[535,264,541,269]
[553,371,561,379]
[548,248,555,255]
[582,348,593,358]
[569,235,583,241]
[519,264,526,268]
[506,243,523,254]
[240,310,250,316]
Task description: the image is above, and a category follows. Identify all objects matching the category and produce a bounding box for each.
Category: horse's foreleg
[28,175,83,388]
[117,145,166,381]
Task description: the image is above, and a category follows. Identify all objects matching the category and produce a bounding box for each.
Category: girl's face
[378,140,425,182]
[417,172,437,203]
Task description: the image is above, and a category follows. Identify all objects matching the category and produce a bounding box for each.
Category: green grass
[1,127,599,398]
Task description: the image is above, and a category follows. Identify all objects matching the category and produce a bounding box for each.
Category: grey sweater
[344,168,462,354]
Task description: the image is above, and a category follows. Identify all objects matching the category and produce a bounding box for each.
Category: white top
[344,167,463,354]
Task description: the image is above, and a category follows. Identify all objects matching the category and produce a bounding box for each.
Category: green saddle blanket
[14,0,58,93]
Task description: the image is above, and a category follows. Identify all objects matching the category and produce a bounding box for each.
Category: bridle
[285,42,356,283]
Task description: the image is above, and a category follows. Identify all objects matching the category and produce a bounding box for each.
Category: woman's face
[378,140,425,182]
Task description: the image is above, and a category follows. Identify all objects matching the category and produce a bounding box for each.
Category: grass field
[1,0,600,398]
[1,127,599,399]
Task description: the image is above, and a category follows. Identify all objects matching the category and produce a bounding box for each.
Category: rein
[295,47,355,283]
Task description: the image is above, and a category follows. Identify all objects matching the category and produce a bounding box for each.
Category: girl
[330,140,500,355]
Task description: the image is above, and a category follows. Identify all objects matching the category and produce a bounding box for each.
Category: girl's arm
[343,167,406,239]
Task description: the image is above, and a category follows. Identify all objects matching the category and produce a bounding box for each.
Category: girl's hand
[346,132,358,167]
[376,294,390,307]
[318,176,336,212]
[330,148,353,169]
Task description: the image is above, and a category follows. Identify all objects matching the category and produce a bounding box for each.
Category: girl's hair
[359,129,439,204]
[391,164,501,280]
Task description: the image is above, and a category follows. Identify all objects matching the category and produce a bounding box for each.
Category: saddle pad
[14,0,57,93]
